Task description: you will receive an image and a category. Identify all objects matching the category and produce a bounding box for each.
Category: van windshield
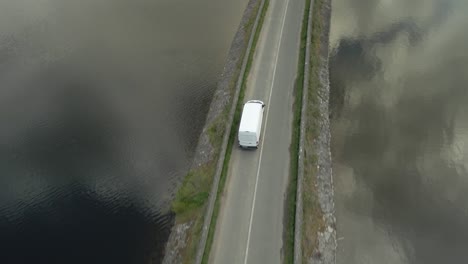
[239,133,256,142]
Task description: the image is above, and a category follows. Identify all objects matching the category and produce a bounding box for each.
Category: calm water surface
[330,0,468,263]
[0,0,248,263]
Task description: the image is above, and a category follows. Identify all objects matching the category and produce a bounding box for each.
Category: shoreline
[162,1,264,263]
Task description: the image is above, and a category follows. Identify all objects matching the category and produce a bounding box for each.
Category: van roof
[239,101,263,132]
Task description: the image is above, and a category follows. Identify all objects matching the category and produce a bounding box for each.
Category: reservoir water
[0,0,248,263]
[329,0,468,263]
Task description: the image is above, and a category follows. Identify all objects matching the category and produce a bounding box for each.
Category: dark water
[0,0,248,263]
[329,0,468,263]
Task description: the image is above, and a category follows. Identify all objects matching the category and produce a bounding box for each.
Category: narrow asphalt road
[209,0,305,263]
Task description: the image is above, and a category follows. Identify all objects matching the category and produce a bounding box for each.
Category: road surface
[209,0,305,263]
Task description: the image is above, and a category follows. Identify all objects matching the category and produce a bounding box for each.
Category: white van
[238,100,265,148]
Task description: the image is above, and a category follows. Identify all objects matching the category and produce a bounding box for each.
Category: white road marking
[243,0,291,262]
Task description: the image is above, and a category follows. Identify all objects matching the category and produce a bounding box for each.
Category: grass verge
[201,0,270,263]
[169,0,269,263]
[283,0,311,263]
[302,0,327,261]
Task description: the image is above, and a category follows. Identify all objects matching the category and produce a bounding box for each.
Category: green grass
[302,0,327,261]
[172,163,214,223]
[170,163,215,264]
[283,0,311,263]
[201,1,270,263]
[172,116,226,224]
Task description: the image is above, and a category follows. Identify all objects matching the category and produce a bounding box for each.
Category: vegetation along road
[208,0,305,262]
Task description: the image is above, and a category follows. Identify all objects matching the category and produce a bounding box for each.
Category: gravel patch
[296,0,336,263]
[162,221,193,264]
[309,0,336,263]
